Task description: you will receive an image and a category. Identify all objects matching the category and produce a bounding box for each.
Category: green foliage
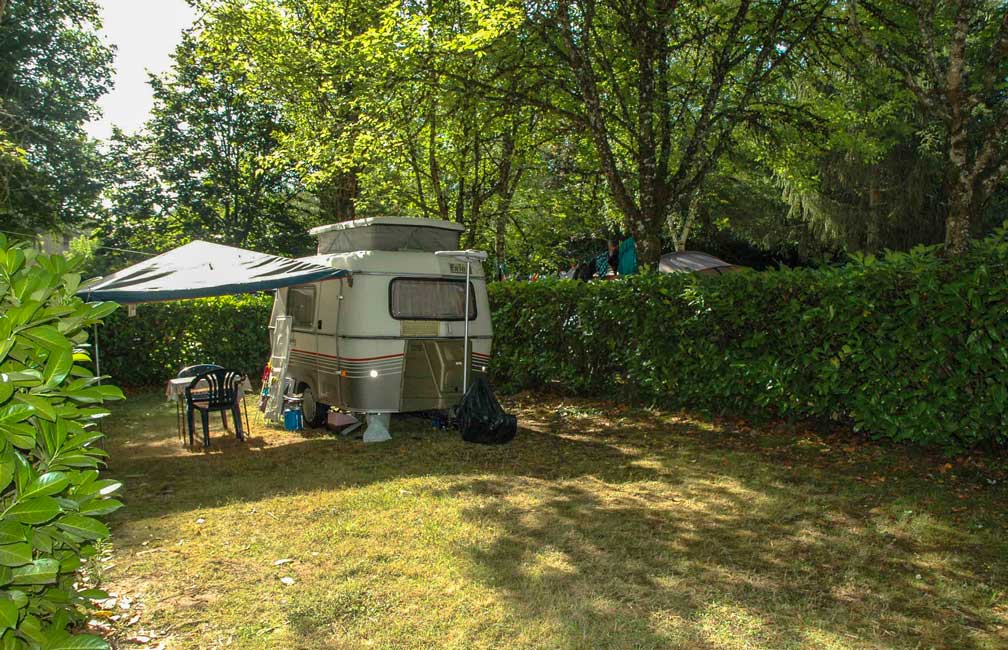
[843,0,1008,253]
[0,0,113,232]
[197,0,545,267]
[0,234,124,649]
[61,0,1006,272]
[759,2,955,255]
[100,294,273,387]
[96,32,318,264]
[489,225,1008,450]
[196,0,837,267]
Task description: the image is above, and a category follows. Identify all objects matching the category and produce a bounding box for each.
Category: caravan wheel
[299,383,328,428]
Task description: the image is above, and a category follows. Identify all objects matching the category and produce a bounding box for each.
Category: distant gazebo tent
[658,251,747,276]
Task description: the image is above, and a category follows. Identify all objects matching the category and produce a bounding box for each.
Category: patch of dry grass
[97,391,1008,649]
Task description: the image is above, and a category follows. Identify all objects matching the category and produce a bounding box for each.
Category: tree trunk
[945,175,973,255]
[558,0,646,255]
[943,1,972,255]
[317,171,358,222]
[630,218,663,268]
[867,175,881,252]
[494,126,522,279]
[495,212,506,279]
[222,200,232,244]
[455,176,465,226]
[428,106,449,221]
[667,193,699,253]
[468,130,481,245]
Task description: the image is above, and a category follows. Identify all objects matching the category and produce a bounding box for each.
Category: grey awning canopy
[78,240,348,303]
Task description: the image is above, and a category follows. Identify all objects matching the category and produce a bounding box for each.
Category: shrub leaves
[489,225,1008,450]
[0,235,119,650]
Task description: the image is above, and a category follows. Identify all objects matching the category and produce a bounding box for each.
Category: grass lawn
[96,391,1008,649]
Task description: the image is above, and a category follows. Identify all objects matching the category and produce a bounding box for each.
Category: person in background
[607,238,620,276]
[575,259,595,281]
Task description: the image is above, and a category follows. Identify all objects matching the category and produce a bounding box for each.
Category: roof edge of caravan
[300,250,487,277]
[309,216,465,235]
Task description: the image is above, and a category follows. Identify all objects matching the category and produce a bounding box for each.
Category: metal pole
[434,249,486,395]
[93,324,101,384]
[92,324,104,438]
[463,257,471,393]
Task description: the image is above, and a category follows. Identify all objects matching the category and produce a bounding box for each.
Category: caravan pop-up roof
[310,217,464,255]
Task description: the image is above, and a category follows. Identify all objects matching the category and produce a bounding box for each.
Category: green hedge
[488,226,1008,449]
[100,294,272,387]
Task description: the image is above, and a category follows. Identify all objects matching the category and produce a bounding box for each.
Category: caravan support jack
[363,413,392,443]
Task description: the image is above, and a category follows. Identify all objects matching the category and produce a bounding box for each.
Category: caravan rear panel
[272,243,493,415]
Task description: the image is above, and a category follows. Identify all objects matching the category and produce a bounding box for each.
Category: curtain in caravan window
[286,285,316,328]
[390,279,476,320]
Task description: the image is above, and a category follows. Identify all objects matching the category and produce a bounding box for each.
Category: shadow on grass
[445,476,1002,648]
[103,393,683,516]
[105,392,1007,649]
[440,405,1004,648]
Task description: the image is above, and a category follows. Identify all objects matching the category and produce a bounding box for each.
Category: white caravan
[268,217,493,435]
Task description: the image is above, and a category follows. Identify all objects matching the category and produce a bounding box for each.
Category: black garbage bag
[457,375,517,444]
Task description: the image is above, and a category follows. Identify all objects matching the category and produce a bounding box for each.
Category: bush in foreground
[0,235,124,649]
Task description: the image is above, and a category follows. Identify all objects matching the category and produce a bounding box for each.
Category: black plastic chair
[185,368,244,448]
[176,364,226,439]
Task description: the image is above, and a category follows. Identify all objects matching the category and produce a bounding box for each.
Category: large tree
[198,0,548,272]
[101,32,317,257]
[848,0,1008,254]
[491,0,833,264]
[197,0,385,223]
[0,0,112,232]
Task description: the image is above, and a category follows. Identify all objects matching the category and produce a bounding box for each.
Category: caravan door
[285,283,319,401]
[314,278,342,406]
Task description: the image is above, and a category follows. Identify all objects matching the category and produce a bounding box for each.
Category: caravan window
[389,278,476,321]
[286,285,316,329]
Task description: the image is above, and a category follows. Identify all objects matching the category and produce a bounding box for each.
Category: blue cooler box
[283,408,303,431]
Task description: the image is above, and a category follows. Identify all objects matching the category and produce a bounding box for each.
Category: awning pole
[93,323,101,384]
[463,257,471,393]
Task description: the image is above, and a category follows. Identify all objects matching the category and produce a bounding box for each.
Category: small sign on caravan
[449,263,466,274]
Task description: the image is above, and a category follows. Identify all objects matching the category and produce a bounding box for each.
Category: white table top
[165,375,253,401]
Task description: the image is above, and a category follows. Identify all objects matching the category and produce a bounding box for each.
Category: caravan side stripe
[291,349,405,362]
